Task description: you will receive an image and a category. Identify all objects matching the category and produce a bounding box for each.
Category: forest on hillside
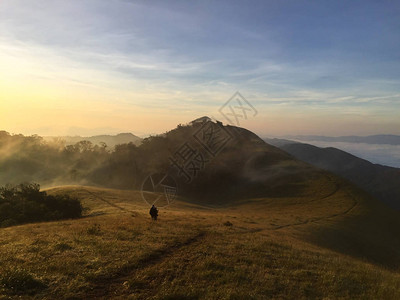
[0,129,149,189]
[0,123,308,203]
[0,124,223,191]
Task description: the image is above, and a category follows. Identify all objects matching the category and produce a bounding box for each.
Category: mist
[292,140,400,168]
[0,131,112,188]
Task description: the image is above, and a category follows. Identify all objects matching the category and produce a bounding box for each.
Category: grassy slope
[1,178,400,299]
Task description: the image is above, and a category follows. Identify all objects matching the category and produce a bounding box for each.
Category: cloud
[296,140,400,168]
[0,0,399,136]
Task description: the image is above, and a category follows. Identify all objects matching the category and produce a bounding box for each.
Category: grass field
[1,175,400,299]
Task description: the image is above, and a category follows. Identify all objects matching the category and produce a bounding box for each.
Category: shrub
[0,183,82,227]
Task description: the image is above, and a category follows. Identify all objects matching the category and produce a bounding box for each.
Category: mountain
[2,122,400,298]
[44,133,142,148]
[285,134,400,145]
[0,124,325,200]
[136,120,335,204]
[3,124,399,209]
[267,138,400,209]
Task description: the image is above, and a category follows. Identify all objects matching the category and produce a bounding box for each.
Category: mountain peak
[190,116,212,124]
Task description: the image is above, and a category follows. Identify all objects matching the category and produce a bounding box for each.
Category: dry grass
[1,179,400,299]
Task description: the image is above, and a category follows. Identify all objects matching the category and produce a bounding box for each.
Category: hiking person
[149,205,158,221]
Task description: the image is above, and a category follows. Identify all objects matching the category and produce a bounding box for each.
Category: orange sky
[1,1,399,137]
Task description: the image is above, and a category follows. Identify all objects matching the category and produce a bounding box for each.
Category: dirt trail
[85,231,207,298]
[273,185,358,230]
[83,188,135,214]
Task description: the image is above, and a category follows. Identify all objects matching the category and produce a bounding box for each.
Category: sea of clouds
[295,140,400,168]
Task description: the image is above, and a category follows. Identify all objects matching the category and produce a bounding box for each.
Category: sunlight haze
[1,0,399,136]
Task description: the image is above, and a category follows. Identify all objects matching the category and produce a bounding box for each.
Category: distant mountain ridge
[44,133,142,148]
[267,138,400,209]
[285,134,400,145]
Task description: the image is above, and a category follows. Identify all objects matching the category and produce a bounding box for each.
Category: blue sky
[0,0,399,136]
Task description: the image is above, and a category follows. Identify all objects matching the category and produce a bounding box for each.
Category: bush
[0,183,82,227]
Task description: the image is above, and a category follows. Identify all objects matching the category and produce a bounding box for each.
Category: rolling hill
[267,139,400,210]
[1,121,400,298]
[1,179,400,298]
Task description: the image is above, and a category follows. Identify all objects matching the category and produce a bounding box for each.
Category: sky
[1,0,399,137]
